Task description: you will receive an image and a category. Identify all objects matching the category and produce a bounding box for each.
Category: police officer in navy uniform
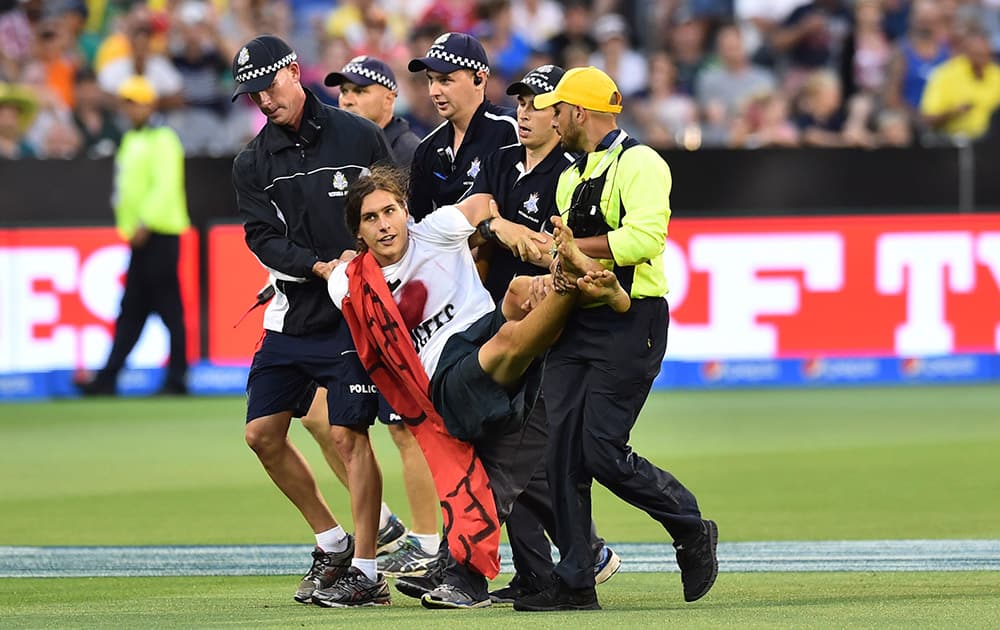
[406,32,517,219]
[230,34,396,608]
[324,55,421,168]
[460,65,621,604]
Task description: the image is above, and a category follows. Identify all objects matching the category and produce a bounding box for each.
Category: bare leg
[478,284,577,388]
[245,412,339,533]
[330,425,383,559]
[300,388,349,487]
[501,275,533,321]
[388,423,439,535]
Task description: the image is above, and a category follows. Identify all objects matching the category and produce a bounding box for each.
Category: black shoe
[393,552,445,599]
[674,519,718,602]
[421,583,491,609]
[76,377,115,396]
[513,579,600,612]
[489,575,547,605]
[154,382,188,396]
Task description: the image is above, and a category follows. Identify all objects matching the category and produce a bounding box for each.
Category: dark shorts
[246,326,386,427]
[429,307,543,442]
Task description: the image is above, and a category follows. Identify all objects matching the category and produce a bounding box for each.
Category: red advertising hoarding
[665,214,1000,359]
[0,227,199,373]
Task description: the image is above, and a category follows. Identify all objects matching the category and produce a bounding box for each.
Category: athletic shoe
[594,545,622,584]
[513,578,600,612]
[674,519,719,602]
[293,536,355,604]
[393,551,445,599]
[489,576,545,605]
[312,566,391,607]
[377,535,438,577]
[376,514,407,556]
[421,583,491,609]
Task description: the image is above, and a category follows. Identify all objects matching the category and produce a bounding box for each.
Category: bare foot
[551,216,595,284]
[578,269,631,313]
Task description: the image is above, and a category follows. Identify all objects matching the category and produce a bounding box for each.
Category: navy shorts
[429,307,542,442]
[246,326,386,427]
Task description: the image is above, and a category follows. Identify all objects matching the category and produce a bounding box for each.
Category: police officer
[406,32,517,218]
[515,67,719,612]
[230,34,394,608]
[461,64,621,605]
[325,55,421,168]
[392,31,520,601]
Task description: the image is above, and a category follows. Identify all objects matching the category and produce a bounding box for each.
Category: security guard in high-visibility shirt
[78,75,190,396]
[515,67,719,612]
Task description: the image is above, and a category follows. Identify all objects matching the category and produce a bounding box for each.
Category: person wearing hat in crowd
[229,34,396,608]
[325,55,421,168]
[405,31,518,220]
[76,76,190,396]
[0,82,39,158]
[454,64,622,606]
[513,67,719,612]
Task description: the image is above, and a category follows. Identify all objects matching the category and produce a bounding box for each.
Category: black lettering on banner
[443,453,499,565]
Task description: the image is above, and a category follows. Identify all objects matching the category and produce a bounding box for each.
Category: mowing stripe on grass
[2,540,998,577]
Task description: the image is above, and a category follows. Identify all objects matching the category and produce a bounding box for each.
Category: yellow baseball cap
[533,66,623,114]
[117,75,157,105]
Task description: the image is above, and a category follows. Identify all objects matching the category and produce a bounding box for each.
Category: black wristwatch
[477,217,498,242]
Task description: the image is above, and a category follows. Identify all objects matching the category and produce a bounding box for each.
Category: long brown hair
[344,165,409,251]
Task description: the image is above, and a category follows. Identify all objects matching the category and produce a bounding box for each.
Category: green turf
[1,573,998,629]
[1,386,999,544]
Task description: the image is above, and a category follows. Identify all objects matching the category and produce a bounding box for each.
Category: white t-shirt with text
[327,205,495,378]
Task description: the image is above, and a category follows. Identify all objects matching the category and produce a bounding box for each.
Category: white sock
[378,503,392,529]
[316,526,348,552]
[412,533,440,556]
[352,558,377,582]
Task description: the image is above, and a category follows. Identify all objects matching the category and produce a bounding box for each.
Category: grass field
[2,385,999,627]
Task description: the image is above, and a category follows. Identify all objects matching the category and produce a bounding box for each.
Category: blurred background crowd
[2,0,1000,159]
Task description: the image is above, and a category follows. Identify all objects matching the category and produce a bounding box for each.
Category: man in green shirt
[78,75,190,396]
[514,67,718,612]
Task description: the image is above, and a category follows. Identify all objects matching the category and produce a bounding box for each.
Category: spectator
[36,115,81,158]
[633,50,699,149]
[668,8,710,95]
[27,18,78,110]
[418,0,476,33]
[883,0,951,121]
[0,81,38,158]
[544,0,596,70]
[588,13,648,97]
[841,0,892,98]
[71,67,121,159]
[98,10,184,112]
[510,0,564,51]
[794,68,849,146]
[0,0,35,81]
[474,0,532,84]
[920,21,1000,141]
[167,1,237,155]
[695,22,777,143]
[875,108,915,147]
[771,0,853,90]
[730,91,801,148]
[734,0,812,62]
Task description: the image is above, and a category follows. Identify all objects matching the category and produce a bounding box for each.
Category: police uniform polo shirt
[555,130,672,299]
[464,142,576,301]
[408,100,517,219]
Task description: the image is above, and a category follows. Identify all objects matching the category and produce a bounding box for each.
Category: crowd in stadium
[1,0,999,159]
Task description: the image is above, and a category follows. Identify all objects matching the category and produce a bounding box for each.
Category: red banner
[206,224,269,364]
